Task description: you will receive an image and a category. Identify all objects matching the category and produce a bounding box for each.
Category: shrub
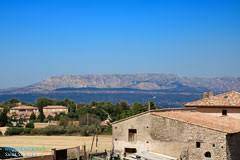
[101,126,112,135]
[23,128,32,135]
[59,115,69,127]
[30,128,44,135]
[47,115,54,122]
[6,122,13,127]
[0,131,3,136]
[43,126,66,135]
[5,127,24,136]
[65,126,81,135]
[26,121,35,129]
[79,125,97,136]
[31,126,66,136]
[5,127,33,136]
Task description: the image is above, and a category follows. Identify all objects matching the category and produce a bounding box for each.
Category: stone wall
[113,113,230,160]
[34,122,58,129]
[150,115,227,160]
[112,113,152,155]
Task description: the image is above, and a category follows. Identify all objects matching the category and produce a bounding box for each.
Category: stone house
[185,91,240,119]
[112,109,240,160]
[43,106,68,117]
[9,104,39,120]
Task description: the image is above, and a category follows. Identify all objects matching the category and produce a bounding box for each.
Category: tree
[79,113,101,126]
[37,110,46,122]
[47,115,54,122]
[117,101,129,110]
[0,110,8,127]
[131,102,147,114]
[3,99,20,108]
[30,112,37,121]
[67,112,79,120]
[148,101,157,110]
[35,98,55,108]
[63,99,76,113]
[59,115,69,127]
[8,99,20,104]
[16,118,24,127]
[54,112,66,121]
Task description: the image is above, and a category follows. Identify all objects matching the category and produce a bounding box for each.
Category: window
[128,129,137,142]
[222,110,227,116]
[205,152,211,158]
[196,142,201,148]
[125,148,137,154]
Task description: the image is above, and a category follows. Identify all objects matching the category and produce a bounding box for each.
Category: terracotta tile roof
[11,105,38,110]
[43,106,68,109]
[185,91,240,107]
[151,110,240,133]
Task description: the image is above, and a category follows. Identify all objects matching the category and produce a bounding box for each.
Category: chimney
[202,92,214,99]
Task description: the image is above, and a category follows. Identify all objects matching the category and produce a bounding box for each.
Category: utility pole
[148,96,156,111]
[148,101,151,111]
[87,113,89,126]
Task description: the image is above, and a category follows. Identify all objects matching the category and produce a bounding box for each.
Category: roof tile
[185,91,240,107]
[151,110,240,133]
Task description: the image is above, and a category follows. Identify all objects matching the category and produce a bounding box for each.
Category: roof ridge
[214,90,240,97]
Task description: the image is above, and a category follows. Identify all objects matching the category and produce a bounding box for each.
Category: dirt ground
[0,135,112,157]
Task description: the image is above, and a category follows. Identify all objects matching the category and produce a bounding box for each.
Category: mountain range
[0,74,240,106]
[1,73,240,94]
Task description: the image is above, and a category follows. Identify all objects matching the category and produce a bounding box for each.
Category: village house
[43,105,68,117]
[112,109,240,160]
[9,104,39,120]
[185,91,240,119]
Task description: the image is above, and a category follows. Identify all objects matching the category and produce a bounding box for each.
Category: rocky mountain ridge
[1,74,240,94]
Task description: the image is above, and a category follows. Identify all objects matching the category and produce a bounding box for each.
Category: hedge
[5,127,31,136]
[5,125,107,136]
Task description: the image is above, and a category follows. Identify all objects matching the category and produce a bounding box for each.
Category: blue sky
[0,0,240,88]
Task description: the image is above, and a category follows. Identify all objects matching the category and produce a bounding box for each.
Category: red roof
[11,105,38,110]
[151,110,240,134]
[185,91,240,108]
[43,106,68,109]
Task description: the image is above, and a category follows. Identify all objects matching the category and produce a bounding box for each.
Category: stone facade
[43,106,68,117]
[112,111,240,160]
[9,105,39,120]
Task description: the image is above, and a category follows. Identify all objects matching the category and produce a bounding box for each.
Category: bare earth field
[0,136,112,157]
